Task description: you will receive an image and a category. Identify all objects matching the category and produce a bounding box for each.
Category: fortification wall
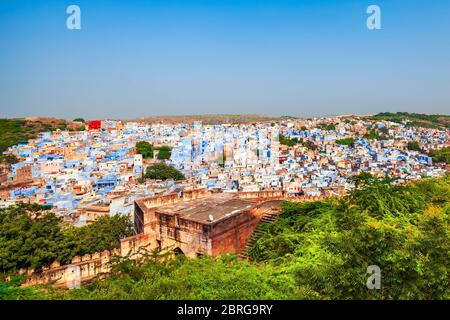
[120,233,154,258]
[237,190,285,201]
[139,188,209,210]
[22,250,118,288]
[238,190,328,202]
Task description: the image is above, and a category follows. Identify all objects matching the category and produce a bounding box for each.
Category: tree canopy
[278,134,297,147]
[145,163,185,181]
[135,141,153,159]
[0,205,133,275]
[429,147,450,164]
[407,141,421,152]
[155,145,172,160]
[335,138,355,146]
[247,174,450,299]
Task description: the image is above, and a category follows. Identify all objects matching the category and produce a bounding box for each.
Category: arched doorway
[173,247,184,255]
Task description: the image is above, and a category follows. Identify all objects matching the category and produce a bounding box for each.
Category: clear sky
[1,0,449,120]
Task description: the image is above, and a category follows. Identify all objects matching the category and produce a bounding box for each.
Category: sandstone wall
[22,250,118,288]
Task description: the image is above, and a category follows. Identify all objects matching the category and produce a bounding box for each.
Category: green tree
[73,118,85,123]
[247,175,450,299]
[136,141,153,159]
[59,215,133,264]
[0,205,133,275]
[407,141,421,152]
[335,138,354,146]
[0,204,64,273]
[145,163,185,180]
[156,146,172,160]
[278,134,297,147]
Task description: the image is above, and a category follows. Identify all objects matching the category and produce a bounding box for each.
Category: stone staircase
[239,210,280,260]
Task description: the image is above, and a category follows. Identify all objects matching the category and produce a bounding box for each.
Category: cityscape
[0,0,449,310]
[0,112,448,296]
[1,115,448,220]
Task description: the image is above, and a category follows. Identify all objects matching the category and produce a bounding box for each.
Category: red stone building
[123,189,276,258]
[154,194,260,257]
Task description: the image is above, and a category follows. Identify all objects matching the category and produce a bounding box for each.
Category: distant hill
[0,118,85,160]
[367,112,450,129]
[136,114,291,125]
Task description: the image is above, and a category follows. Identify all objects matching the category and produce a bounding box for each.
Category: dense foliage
[407,141,421,152]
[248,174,450,299]
[58,215,134,265]
[136,142,172,160]
[429,147,450,164]
[135,141,153,159]
[155,145,172,160]
[2,175,449,300]
[278,134,298,147]
[145,163,185,181]
[0,276,52,300]
[0,205,133,275]
[53,254,298,300]
[0,204,65,274]
[2,154,19,165]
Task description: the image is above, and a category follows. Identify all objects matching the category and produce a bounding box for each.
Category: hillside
[2,174,448,300]
[367,112,450,129]
[136,114,290,125]
[0,118,85,161]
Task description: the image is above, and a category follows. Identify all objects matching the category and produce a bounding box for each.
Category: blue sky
[0,0,449,119]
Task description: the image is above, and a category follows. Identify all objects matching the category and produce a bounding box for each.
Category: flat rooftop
[155,193,255,223]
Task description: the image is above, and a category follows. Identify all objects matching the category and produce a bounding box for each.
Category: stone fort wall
[22,249,119,288]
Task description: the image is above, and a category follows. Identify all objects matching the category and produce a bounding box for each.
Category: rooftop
[155,193,255,223]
